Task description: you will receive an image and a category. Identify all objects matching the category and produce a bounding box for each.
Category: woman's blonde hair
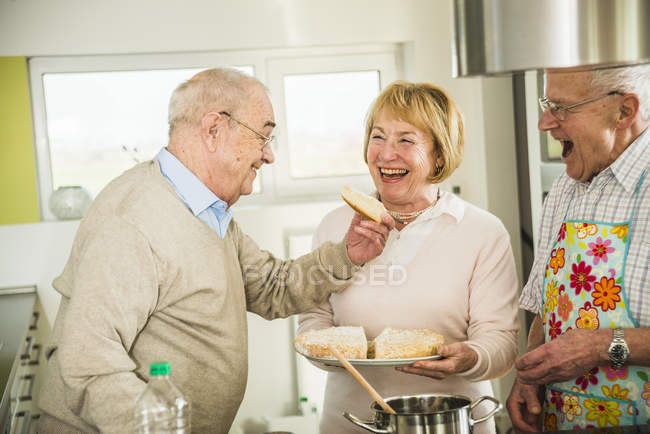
[363,81,464,183]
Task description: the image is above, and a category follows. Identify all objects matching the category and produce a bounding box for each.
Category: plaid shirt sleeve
[519,174,570,315]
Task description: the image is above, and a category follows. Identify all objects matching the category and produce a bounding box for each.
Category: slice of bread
[295,326,368,359]
[341,185,386,223]
[373,327,444,359]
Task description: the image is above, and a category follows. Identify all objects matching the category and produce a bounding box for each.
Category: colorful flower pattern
[586,237,614,265]
[602,384,630,401]
[592,277,622,312]
[570,261,596,294]
[545,280,560,314]
[611,225,628,240]
[603,366,628,381]
[562,394,583,422]
[575,302,599,329]
[548,312,562,340]
[550,389,564,412]
[557,292,573,321]
[549,247,566,274]
[584,397,621,427]
[643,382,650,407]
[557,222,567,242]
[575,223,598,239]
[541,219,650,429]
[544,412,558,431]
[576,367,599,390]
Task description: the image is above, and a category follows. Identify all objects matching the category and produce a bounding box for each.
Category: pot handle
[469,395,502,425]
[343,412,390,434]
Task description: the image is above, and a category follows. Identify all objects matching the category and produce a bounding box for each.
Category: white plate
[302,353,442,367]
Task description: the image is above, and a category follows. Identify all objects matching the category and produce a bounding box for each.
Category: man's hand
[516,328,607,385]
[344,212,394,265]
[506,377,544,433]
[396,343,478,379]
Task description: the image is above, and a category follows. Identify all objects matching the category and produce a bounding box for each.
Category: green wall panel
[0,57,40,225]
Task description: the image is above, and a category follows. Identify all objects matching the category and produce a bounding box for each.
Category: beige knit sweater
[37,160,358,433]
[299,193,519,434]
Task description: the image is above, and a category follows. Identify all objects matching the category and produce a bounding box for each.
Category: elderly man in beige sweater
[37,68,394,433]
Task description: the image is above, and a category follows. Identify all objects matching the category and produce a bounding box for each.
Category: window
[267,50,399,198]
[29,45,402,220]
[283,71,380,179]
[42,69,213,197]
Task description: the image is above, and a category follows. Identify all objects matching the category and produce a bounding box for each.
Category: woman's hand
[396,342,478,379]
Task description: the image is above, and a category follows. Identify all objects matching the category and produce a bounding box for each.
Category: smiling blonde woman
[298,81,520,434]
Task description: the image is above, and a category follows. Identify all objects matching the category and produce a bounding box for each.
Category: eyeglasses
[220,111,275,149]
[538,91,624,121]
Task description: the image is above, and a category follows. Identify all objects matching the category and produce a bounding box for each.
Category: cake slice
[294,326,368,359]
[373,327,444,359]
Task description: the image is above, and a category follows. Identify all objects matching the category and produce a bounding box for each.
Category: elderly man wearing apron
[507,64,650,432]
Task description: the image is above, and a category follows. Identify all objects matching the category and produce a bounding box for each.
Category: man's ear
[616,94,640,129]
[200,112,226,152]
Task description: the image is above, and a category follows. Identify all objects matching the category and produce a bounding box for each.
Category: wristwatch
[607,327,630,369]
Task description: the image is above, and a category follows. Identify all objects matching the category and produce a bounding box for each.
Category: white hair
[590,63,650,120]
[167,68,266,136]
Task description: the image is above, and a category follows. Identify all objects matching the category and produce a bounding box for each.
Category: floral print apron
[540,171,650,431]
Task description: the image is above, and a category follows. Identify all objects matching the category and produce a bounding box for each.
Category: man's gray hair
[591,63,650,120]
[168,68,266,136]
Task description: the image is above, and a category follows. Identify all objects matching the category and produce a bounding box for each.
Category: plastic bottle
[298,396,309,416]
[134,361,191,433]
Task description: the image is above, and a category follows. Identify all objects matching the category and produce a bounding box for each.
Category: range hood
[452,0,650,77]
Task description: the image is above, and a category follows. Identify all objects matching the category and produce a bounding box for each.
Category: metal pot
[344,393,501,434]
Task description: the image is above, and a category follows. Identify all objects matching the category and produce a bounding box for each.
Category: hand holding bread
[341,186,395,266]
[396,341,479,379]
[341,185,386,223]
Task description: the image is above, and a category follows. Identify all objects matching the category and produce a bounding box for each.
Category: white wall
[0,221,77,325]
[0,0,498,211]
[1,0,523,431]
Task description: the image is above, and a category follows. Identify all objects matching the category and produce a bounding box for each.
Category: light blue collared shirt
[155,148,232,238]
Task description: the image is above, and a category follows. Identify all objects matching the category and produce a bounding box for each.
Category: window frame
[28,44,403,220]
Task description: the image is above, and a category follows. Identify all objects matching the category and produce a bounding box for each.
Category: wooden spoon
[327,344,396,414]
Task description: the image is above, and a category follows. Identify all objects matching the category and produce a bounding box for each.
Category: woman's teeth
[561,140,574,158]
[380,168,408,178]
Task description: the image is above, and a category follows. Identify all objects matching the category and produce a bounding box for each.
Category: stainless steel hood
[452,0,650,77]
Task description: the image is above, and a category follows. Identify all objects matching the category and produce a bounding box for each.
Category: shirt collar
[155,147,228,216]
[607,126,650,193]
[419,190,465,223]
[374,189,464,225]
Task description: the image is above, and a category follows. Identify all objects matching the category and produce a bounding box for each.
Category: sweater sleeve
[458,228,520,382]
[233,220,359,320]
[297,222,338,332]
[56,217,158,432]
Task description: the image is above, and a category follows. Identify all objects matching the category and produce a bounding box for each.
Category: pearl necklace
[385,189,441,225]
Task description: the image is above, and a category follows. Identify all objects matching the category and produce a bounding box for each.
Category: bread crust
[295,326,444,360]
[373,327,445,359]
[295,326,368,359]
[341,185,386,223]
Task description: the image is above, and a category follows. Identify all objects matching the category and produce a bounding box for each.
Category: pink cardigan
[298,191,519,434]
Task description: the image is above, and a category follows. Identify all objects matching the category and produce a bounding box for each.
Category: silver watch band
[608,327,629,369]
[612,327,625,343]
